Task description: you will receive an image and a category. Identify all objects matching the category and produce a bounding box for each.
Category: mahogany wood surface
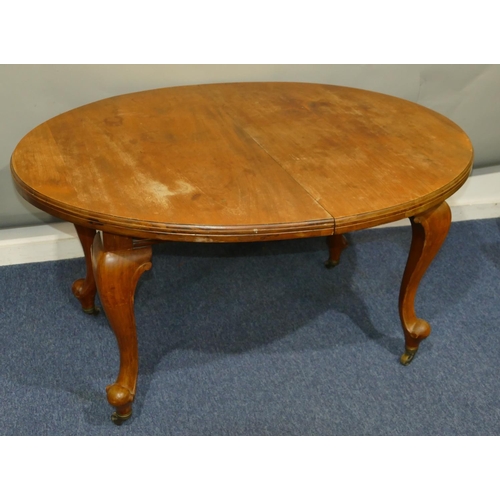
[92,232,152,422]
[11,83,473,241]
[325,234,349,268]
[10,83,474,423]
[72,225,98,314]
[399,201,452,365]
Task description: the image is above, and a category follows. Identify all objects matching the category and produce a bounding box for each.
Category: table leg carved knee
[72,225,99,314]
[92,232,152,424]
[325,234,348,268]
[399,201,451,366]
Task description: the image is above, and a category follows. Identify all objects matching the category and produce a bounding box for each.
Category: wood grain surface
[11,82,473,241]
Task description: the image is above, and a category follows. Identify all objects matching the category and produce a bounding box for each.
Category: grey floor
[0,218,499,435]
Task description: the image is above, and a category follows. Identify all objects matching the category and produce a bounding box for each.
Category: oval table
[11,82,474,424]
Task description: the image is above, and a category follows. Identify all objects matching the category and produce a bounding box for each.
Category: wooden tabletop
[11,82,474,241]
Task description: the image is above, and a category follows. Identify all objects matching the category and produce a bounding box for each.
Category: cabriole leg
[92,232,152,424]
[325,234,348,268]
[399,201,451,365]
[72,225,98,314]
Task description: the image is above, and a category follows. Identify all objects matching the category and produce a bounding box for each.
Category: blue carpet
[1,218,499,435]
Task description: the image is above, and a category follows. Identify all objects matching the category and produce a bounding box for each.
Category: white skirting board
[0,223,84,266]
[1,165,500,267]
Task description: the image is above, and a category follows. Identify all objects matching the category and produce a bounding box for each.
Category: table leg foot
[75,300,99,315]
[111,410,133,426]
[400,347,419,366]
[325,234,348,268]
[107,383,134,425]
[72,225,99,314]
[399,201,451,364]
[92,232,152,423]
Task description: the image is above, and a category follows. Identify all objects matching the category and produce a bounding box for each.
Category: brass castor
[82,306,100,315]
[324,259,340,269]
[111,410,132,426]
[400,347,418,366]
